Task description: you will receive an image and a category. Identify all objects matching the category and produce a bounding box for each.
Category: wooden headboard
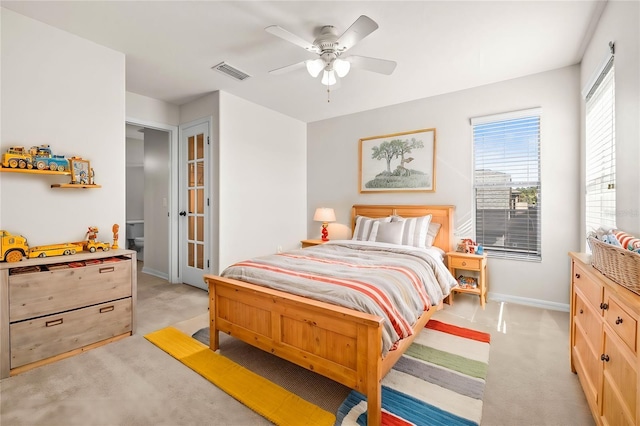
[351,205,455,252]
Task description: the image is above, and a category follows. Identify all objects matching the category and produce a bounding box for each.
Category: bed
[204,204,456,425]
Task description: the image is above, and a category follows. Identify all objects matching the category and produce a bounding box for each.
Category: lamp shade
[321,70,337,86]
[333,58,351,78]
[313,208,336,223]
[306,58,324,78]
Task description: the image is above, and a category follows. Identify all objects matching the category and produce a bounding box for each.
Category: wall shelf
[0,168,70,176]
[51,183,101,189]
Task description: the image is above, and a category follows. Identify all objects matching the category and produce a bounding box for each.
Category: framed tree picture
[69,157,91,184]
[359,128,436,193]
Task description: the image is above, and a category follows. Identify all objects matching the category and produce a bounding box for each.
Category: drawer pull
[99,306,115,313]
[579,309,584,314]
[575,273,581,279]
[600,302,609,310]
[461,261,467,266]
[99,267,115,274]
[600,354,610,362]
[46,318,63,327]
[616,317,623,325]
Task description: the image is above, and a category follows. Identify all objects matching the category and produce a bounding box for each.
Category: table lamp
[313,208,336,241]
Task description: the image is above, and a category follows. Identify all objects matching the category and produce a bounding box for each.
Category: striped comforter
[220,240,458,354]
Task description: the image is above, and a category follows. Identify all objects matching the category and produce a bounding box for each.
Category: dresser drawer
[9,260,131,322]
[449,256,481,271]
[575,291,603,352]
[10,297,132,368]
[573,263,603,313]
[605,295,638,353]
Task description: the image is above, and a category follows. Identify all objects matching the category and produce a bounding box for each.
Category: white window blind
[472,108,541,261]
[585,58,615,237]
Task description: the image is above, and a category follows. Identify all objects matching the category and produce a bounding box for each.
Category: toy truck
[28,242,84,258]
[1,146,33,169]
[29,145,68,171]
[0,230,30,263]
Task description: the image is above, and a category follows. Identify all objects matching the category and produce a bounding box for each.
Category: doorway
[125,120,178,282]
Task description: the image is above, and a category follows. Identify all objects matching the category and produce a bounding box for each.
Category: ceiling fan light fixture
[306,59,324,78]
[333,58,351,78]
[321,70,337,86]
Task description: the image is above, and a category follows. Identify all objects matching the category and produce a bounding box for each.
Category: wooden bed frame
[204,205,454,425]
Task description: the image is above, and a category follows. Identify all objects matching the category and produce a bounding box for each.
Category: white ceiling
[1,1,604,123]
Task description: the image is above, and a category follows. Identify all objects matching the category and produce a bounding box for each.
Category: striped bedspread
[220,240,458,354]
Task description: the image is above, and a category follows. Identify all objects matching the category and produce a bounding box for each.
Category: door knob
[179,211,186,216]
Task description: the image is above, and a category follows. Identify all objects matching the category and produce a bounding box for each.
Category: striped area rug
[336,319,491,426]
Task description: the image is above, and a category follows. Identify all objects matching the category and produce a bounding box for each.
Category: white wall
[1,8,125,245]
[580,0,640,237]
[126,137,144,221]
[126,92,180,127]
[143,128,170,278]
[308,65,581,310]
[218,91,307,269]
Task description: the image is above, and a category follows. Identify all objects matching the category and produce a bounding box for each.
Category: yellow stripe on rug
[145,326,335,426]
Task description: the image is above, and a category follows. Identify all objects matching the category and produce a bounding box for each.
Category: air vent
[212,62,251,81]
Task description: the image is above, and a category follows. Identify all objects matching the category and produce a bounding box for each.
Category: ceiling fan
[265,15,397,88]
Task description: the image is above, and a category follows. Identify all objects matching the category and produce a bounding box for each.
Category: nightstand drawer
[449,256,482,270]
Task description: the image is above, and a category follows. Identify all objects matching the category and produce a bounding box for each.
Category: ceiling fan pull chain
[327,84,331,103]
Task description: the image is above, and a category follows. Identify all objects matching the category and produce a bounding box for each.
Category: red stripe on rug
[426,319,490,343]
[382,410,413,426]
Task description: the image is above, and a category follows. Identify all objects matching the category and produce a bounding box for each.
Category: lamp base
[321,223,329,242]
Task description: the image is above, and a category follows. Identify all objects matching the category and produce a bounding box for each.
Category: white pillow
[352,215,392,241]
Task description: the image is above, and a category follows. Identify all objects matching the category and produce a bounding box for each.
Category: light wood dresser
[0,249,137,378]
[570,252,640,425]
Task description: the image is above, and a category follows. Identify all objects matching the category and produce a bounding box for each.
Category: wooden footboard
[205,274,436,426]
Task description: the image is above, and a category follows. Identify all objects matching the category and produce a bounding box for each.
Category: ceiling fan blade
[265,25,319,53]
[336,15,379,53]
[346,55,397,75]
[268,60,307,75]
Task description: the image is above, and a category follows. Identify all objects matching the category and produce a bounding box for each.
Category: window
[585,57,615,237]
[472,108,541,261]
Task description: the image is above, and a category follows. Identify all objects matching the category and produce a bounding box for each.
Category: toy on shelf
[1,147,33,169]
[28,242,84,259]
[30,145,68,171]
[0,230,30,262]
[1,144,68,172]
[111,224,119,250]
[79,226,110,253]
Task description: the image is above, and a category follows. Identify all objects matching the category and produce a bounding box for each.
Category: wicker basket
[588,236,640,295]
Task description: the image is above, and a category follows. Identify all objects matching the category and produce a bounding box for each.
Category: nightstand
[301,239,327,248]
[446,251,488,308]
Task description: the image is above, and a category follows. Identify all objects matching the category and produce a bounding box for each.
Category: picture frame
[359,128,436,193]
[69,157,91,184]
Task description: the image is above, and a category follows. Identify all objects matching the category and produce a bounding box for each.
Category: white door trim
[125,117,180,283]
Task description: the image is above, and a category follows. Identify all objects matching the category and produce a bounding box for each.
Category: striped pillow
[425,222,442,247]
[370,214,432,248]
[615,230,640,250]
[352,215,392,241]
[369,221,405,245]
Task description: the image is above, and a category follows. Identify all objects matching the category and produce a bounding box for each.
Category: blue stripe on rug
[337,388,479,426]
[335,319,490,426]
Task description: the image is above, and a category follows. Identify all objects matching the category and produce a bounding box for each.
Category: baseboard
[488,292,570,312]
[141,266,169,281]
